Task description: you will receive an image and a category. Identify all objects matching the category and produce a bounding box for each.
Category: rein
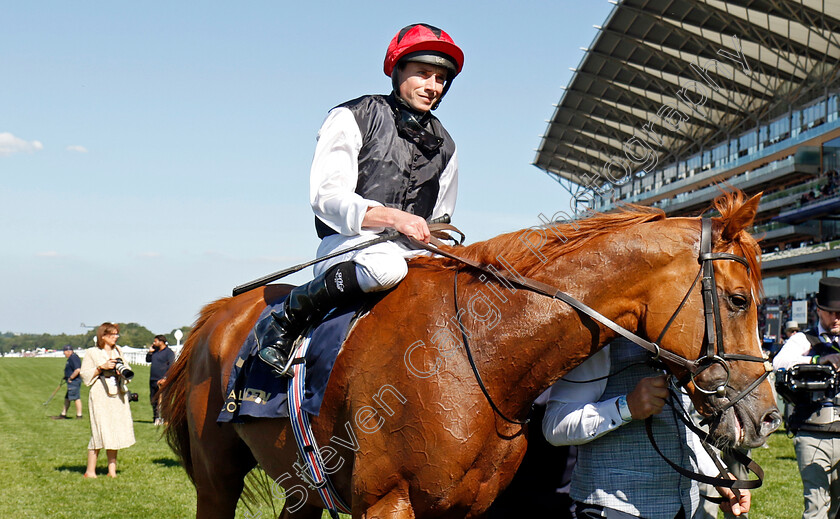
[411,216,771,490]
[452,268,529,425]
[645,384,765,492]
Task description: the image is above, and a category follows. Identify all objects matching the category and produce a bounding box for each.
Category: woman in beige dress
[80,322,136,478]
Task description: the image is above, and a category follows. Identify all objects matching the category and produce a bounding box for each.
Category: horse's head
[644,191,780,448]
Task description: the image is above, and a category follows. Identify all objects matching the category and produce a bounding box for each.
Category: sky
[1,1,615,335]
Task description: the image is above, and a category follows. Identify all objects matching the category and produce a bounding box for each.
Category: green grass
[0,358,804,518]
[749,428,804,518]
[0,358,198,519]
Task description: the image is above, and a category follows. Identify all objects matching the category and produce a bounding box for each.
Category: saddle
[217,296,364,423]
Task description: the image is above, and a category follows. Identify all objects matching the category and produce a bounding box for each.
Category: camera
[128,392,139,402]
[776,364,840,404]
[113,359,135,381]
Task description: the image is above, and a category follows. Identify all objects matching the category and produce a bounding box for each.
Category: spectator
[543,338,749,518]
[56,344,83,419]
[773,277,840,518]
[80,322,135,478]
[146,334,175,426]
[784,320,801,340]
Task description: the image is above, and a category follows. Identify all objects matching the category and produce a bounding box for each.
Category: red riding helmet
[383,23,464,79]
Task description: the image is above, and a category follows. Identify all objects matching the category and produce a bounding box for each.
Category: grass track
[0,358,802,518]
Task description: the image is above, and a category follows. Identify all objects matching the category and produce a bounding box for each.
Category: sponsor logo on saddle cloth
[217,295,361,423]
[225,387,273,411]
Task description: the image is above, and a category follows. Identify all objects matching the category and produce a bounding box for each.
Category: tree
[0,322,192,354]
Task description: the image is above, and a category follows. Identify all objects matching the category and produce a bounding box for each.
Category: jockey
[259,23,463,376]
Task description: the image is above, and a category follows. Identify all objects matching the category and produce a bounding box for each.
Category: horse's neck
[467,228,681,420]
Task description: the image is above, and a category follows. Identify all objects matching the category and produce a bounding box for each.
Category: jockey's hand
[717,476,751,516]
[626,375,669,420]
[819,353,840,370]
[393,212,431,243]
[362,207,431,243]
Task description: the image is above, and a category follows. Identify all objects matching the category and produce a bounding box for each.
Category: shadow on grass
[152,457,182,468]
[55,464,87,475]
[134,419,154,424]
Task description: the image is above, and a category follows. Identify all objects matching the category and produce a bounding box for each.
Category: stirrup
[273,351,305,378]
[258,337,306,378]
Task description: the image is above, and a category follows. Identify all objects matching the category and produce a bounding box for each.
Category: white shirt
[773,323,834,370]
[309,106,458,237]
[542,345,709,466]
[542,345,632,446]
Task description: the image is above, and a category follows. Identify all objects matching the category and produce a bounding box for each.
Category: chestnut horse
[160,191,780,519]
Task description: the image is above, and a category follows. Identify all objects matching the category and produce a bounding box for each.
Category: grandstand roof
[534,0,840,190]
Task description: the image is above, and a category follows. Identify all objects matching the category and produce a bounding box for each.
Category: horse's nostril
[761,409,782,435]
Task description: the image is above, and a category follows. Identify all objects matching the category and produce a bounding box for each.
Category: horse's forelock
[711,190,764,297]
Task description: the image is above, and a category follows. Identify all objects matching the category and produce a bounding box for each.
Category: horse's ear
[722,192,762,241]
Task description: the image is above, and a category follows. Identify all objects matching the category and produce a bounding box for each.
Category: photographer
[146,334,174,426]
[773,277,840,518]
[79,322,135,478]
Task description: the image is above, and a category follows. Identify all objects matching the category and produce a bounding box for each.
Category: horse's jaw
[706,397,781,449]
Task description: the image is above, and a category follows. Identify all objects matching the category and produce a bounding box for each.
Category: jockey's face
[398,62,447,112]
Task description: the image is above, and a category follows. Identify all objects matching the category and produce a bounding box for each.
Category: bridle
[653,217,772,420]
[411,216,772,425]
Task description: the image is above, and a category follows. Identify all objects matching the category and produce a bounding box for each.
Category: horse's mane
[437,204,667,277]
[432,189,763,293]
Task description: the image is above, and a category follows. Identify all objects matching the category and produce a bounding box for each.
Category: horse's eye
[729,294,749,309]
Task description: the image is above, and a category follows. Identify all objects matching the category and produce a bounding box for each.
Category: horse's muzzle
[759,408,782,439]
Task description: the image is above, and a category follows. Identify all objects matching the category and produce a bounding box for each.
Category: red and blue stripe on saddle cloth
[288,335,352,516]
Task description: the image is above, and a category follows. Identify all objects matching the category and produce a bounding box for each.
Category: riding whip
[232,214,451,296]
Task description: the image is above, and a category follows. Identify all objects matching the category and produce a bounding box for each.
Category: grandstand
[534,0,840,341]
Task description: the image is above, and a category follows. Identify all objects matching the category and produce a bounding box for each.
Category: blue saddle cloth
[217,297,358,423]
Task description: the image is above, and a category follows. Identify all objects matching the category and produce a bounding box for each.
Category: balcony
[594,116,840,212]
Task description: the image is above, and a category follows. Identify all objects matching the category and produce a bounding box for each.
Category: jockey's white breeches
[313,234,427,293]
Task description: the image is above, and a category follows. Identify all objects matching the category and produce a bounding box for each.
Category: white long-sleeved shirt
[309,106,458,237]
[542,345,710,469]
[542,345,632,446]
[772,323,837,370]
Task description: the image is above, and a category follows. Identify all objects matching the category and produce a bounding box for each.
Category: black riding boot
[258,261,361,376]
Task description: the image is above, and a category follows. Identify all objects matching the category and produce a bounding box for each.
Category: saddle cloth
[217,297,359,423]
